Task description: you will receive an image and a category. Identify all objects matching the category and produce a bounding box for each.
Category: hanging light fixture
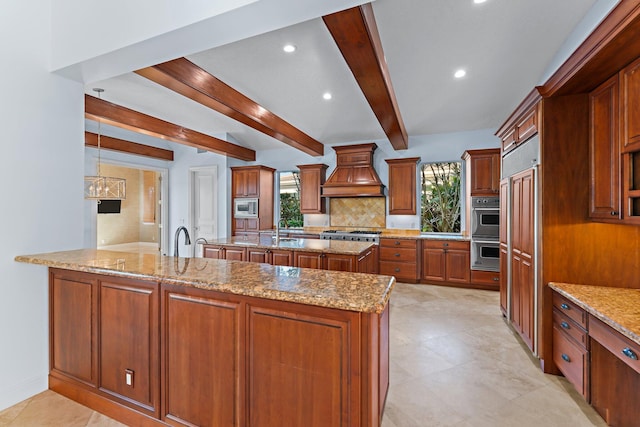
[84,88,126,201]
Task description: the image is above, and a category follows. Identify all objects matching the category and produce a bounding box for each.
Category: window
[278,171,303,228]
[420,162,462,233]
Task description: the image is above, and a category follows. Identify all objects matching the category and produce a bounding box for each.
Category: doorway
[190,166,218,257]
[96,163,168,255]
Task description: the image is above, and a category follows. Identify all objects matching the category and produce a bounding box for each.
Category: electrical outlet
[125,369,134,387]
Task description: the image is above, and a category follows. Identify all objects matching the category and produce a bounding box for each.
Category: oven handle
[472,239,500,244]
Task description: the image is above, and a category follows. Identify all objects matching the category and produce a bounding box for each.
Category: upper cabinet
[385,157,420,215]
[462,149,500,197]
[232,167,260,198]
[297,164,328,214]
[498,94,540,156]
[621,56,640,152]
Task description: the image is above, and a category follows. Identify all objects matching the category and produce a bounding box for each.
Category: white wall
[0,0,84,410]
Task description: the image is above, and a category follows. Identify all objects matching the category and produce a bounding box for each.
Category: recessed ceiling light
[474,0,487,4]
[454,69,467,79]
[323,92,333,100]
[283,44,296,53]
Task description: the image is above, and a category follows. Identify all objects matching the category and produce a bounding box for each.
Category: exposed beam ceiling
[85,94,255,161]
[135,58,325,156]
[85,132,174,161]
[323,4,408,150]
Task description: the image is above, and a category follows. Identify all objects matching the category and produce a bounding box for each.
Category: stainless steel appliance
[471,240,499,272]
[320,230,381,244]
[471,197,500,239]
[234,198,258,218]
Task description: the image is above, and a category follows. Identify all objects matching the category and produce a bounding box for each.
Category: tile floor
[0,283,606,426]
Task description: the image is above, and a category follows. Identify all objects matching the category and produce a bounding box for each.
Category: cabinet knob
[394,241,401,245]
[611,211,619,216]
[394,253,401,257]
[560,321,570,330]
[443,243,449,247]
[493,277,500,281]
[622,347,638,360]
[394,268,400,272]
[561,354,571,363]
[560,303,570,310]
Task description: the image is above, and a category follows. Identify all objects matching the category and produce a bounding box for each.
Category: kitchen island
[15,249,394,427]
[203,236,378,273]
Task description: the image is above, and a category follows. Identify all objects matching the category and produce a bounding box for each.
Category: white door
[191,167,218,256]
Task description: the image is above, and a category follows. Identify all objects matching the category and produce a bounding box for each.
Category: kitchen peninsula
[15,249,394,427]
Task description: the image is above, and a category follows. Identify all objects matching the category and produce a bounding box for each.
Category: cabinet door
[164,289,242,426]
[589,74,621,220]
[386,158,420,215]
[225,247,246,261]
[244,169,260,197]
[324,253,356,272]
[99,279,159,415]
[445,249,470,283]
[298,164,327,214]
[234,218,247,233]
[499,243,508,315]
[203,246,225,259]
[245,218,260,232]
[233,170,247,197]
[621,56,640,151]
[294,251,323,269]
[421,248,446,282]
[270,250,293,266]
[470,152,500,196]
[248,248,270,264]
[247,305,354,427]
[50,270,98,386]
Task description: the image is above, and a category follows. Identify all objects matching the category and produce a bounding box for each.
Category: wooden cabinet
[510,169,535,351]
[164,286,242,426]
[385,157,420,215]
[203,245,225,259]
[203,245,246,261]
[500,105,539,155]
[421,240,470,285]
[379,238,420,283]
[294,251,324,269]
[462,149,500,196]
[50,269,98,387]
[499,178,509,315]
[99,277,159,416]
[621,56,640,152]
[271,249,294,266]
[247,247,271,264]
[231,166,274,235]
[589,74,621,220]
[297,164,328,214]
[552,292,589,400]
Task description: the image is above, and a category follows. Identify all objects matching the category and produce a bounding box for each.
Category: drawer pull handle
[561,354,571,363]
[560,303,570,310]
[493,277,500,281]
[622,347,638,360]
[394,241,401,245]
[394,253,401,257]
[560,322,570,329]
[395,268,401,272]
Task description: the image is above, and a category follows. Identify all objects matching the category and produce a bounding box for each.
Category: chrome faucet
[193,237,208,257]
[174,226,191,257]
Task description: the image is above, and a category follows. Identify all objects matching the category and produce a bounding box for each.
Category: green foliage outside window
[279,172,303,228]
[420,162,461,233]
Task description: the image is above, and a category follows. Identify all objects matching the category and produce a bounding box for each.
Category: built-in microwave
[234,198,258,218]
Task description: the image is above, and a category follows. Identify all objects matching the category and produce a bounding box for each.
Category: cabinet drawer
[380,238,417,249]
[379,261,418,280]
[590,316,640,375]
[552,292,588,329]
[379,247,417,262]
[423,240,469,250]
[470,270,500,286]
[553,308,588,348]
[553,325,589,399]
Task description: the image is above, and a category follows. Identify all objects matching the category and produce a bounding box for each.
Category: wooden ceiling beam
[84,132,174,161]
[135,58,325,157]
[85,94,256,161]
[323,4,409,150]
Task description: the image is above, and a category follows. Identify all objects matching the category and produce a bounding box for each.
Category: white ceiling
[87,0,598,155]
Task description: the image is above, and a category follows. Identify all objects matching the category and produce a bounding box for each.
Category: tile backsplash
[330,198,386,228]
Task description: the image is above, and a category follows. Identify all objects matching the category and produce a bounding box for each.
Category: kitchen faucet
[193,237,208,257]
[174,226,191,257]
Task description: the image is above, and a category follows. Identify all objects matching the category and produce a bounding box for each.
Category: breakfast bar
[15,249,395,427]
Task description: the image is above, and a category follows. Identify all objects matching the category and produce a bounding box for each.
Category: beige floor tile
[0,397,29,425]
[7,391,93,427]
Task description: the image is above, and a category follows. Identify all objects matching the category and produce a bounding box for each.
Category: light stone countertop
[549,282,640,346]
[205,237,375,254]
[15,249,395,313]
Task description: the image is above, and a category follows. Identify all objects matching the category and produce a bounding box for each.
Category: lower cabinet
[49,269,388,427]
[421,240,470,285]
[379,238,420,283]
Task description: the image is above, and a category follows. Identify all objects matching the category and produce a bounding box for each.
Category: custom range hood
[321,143,386,197]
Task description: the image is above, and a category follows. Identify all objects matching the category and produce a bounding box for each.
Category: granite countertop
[15,249,395,314]
[549,282,640,346]
[205,237,374,255]
[379,233,470,241]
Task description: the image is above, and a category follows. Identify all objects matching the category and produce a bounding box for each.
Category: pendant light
[84,88,126,200]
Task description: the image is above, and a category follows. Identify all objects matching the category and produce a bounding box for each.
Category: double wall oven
[470,197,499,271]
